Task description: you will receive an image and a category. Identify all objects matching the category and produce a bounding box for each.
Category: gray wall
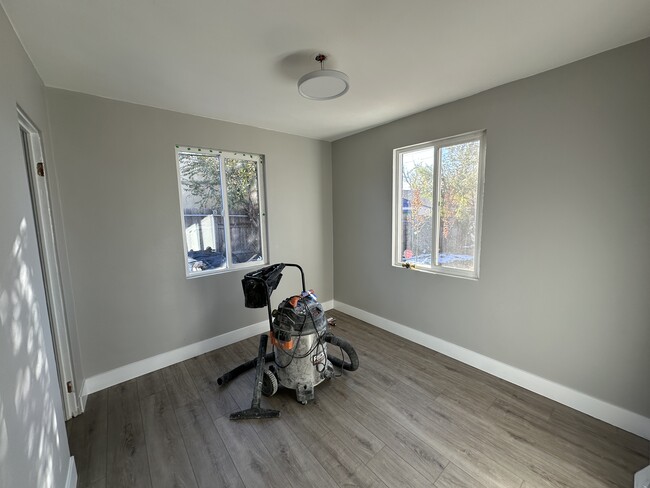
[0,6,71,487]
[332,38,650,417]
[45,89,333,378]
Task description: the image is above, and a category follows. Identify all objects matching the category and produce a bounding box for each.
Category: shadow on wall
[0,218,63,487]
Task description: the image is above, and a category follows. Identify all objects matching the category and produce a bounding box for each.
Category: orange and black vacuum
[217,263,359,420]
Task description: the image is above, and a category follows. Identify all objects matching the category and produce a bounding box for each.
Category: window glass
[394,131,485,279]
[224,156,263,264]
[438,140,480,271]
[401,148,434,268]
[177,147,266,277]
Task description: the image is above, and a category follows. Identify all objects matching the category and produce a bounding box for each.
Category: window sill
[392,262,479,281]
[186,260,268,279]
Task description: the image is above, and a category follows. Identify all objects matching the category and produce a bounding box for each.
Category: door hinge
[37,162,45,177]
[66,381,73,393]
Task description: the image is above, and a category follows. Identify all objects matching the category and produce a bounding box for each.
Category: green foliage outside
[179,152,262,259]
[224,157,260,227]
[179,153,260,224]
[179,153,223,212]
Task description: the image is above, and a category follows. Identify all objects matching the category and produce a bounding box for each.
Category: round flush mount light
[298,54,349,100]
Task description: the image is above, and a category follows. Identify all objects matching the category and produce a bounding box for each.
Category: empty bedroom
[1,1,649,487]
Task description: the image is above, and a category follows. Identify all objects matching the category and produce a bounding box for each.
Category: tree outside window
[394,131,485,279]
[176,147,266,277]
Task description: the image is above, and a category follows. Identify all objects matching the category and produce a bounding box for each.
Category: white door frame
[18,107,82,419]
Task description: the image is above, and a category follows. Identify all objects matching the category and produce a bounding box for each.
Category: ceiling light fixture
[298,54,349,101]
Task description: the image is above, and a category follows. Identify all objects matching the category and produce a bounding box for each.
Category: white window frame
[392,130,486,280]
[175,145,268,278]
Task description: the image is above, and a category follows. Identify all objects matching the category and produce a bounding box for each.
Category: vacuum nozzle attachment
[229,334,280,420]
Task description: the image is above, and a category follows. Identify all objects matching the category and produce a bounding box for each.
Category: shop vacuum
[217,263,359,420]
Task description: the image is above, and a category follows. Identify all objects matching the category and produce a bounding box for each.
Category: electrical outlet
[635,465,650,488]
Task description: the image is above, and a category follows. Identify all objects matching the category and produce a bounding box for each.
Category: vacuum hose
[324,333,360,372]
[217,352,275,386]
[217,332,359,386]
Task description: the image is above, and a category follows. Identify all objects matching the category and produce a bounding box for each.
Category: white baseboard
[82,300,335,398]
[82,319,268,397]
[78,382,88,414]
[65,457,77,488]
[334,301,650,440]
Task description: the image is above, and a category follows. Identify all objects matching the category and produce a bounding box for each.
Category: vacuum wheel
[261,369,278,397]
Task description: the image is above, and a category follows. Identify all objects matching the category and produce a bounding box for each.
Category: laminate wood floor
[67,310,649,488]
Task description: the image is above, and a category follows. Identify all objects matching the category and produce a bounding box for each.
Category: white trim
[220,150,233,268]
[65,457,77,488]
[392,130,486,280]
[18,107,82,420]
[634,465,650,488]
[79,382,87,413]
[333,301,650,440]
[83,319,267,397]
[82,300,335,398]
[175,146,268,279]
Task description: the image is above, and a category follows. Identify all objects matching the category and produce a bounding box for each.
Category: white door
[18,108,81,419]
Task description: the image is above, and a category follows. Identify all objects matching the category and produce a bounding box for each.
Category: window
[392,131,486,279]
[176,146,267,277]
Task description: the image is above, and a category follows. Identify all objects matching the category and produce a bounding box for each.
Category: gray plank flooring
[67,310,649,488]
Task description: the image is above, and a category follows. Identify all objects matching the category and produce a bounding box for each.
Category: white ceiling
[3,1,650,141]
